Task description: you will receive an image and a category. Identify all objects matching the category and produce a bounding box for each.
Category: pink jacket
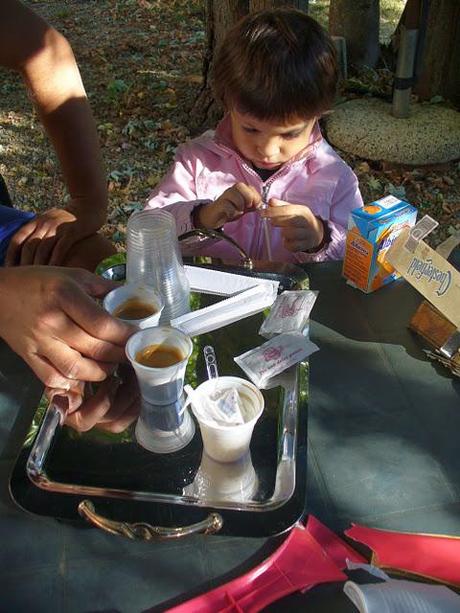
[145,115,363,263]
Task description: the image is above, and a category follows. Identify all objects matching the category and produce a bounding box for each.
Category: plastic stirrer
[261,186,273,261]
[204,345,219,380]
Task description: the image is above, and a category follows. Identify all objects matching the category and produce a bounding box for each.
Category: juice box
[342,195,417,293]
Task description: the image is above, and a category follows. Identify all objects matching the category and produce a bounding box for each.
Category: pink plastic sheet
[306,515,366,569]
[165,516,364,613]
[346,523,460,587]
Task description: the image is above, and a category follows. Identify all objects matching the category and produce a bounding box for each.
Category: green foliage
[342,67,394,100]
[385,182,406,199]
[55,7,70,19]
[111,230,126,243]
[106,79,130,99]
[367,176,382,193]
[24,396,49,448]
[308,0,405,44]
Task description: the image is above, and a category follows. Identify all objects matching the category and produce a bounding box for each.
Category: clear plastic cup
[189,376,264,463]
[126,209,190,323]
[135,395,195,454]
[126,326,193,405]
[103,283,164,329]
[139,393,186,432]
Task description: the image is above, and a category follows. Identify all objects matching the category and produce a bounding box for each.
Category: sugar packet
[259,290,318,338]
[234,333,319,387]
[207,387,246,426]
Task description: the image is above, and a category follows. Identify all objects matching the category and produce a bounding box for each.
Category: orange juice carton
[342,195,417,293]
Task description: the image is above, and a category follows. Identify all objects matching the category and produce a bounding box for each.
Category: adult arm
[0,0,108,266]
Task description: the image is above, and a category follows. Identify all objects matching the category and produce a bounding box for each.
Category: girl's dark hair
[211,8,338,122]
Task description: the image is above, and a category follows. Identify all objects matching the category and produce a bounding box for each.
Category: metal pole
[392,26,419,118]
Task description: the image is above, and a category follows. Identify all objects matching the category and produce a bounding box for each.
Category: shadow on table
[304,259,459,375]
[144,537,284,612]
[308,360,460,524]
[303,272,460,536]
[306,263,424,353]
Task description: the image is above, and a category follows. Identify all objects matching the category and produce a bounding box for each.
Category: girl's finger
[222,199,245,221]
[282,226,311,241]
[225,185,247,212]
[268,197,291,208]
[264,205,316,228]
[233,183,261,210]
[265,211,307,227]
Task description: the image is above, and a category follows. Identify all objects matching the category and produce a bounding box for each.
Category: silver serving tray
[20,264,309,539]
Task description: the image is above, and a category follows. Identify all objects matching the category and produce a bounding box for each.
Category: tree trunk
[191,0,308,132]
[415,0,460,104]
[329,0,380,68]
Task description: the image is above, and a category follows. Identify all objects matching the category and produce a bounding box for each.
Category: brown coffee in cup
[113,298,157,320]
[136,344,184,368]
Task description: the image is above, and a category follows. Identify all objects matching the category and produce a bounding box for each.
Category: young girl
[145,8,363,263]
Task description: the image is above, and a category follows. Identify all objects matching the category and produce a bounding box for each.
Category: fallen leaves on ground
[0,0,458,252]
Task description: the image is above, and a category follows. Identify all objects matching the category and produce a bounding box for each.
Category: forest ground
[1,0,458,251]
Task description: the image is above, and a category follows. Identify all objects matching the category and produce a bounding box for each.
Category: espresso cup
[103,283,164,329]
[126,326,193,405]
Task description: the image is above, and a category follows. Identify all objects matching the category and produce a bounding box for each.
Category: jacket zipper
[214,142,289,258]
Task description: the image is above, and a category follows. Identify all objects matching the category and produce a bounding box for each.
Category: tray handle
[178,228,254,269]
[78,500,223,540]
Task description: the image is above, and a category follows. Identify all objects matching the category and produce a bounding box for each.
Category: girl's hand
[262,198,325,253]
[195,182,261,229]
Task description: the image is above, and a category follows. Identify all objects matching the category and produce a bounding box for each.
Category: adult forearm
[21,28,107,223]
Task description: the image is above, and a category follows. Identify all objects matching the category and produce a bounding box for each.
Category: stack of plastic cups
[126,209,190,323]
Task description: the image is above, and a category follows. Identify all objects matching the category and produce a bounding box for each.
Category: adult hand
[261,198,324,253]
[195,182,261,229]
[5,198,105,267]
[63,365,140,434]
[0,266,134,390]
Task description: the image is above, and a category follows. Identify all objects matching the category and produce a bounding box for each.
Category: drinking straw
[261,186,273,261]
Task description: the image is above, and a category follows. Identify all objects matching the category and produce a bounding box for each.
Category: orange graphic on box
[363,205,382,215]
